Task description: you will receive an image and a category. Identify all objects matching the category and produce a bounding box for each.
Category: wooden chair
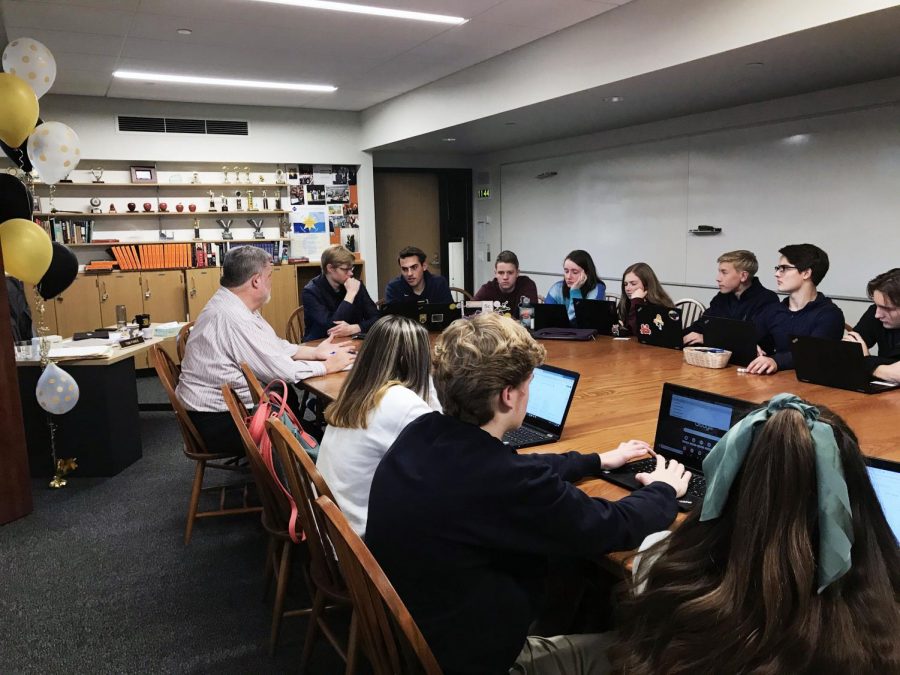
[149,345,260,544]
[286,306,305,344]
[605,293,620,304]
[449,286,473,303]
[222,385,314,654]
[315,495,442,675]
[175,321,194,362]
[239,362,266,406]
[675,298,706,330]
[266,418,359,674]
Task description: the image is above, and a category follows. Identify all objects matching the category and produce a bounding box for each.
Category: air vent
[117,116,249,136]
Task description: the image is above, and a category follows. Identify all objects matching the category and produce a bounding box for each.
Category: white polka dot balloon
[27,121,81,184]
[36,362,80,415]
[2,37,57,99]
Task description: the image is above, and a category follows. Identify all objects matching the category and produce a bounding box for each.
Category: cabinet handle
[190,280,197,298]
[101,281,108,302]
[144,279,151,300]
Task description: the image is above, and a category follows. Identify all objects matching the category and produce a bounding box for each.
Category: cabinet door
[186,268,221,320]
[25,285,58,336]
[260,264,299,339]
[99,272,144,328]
[54,275,101,337]
[140,271,187,323]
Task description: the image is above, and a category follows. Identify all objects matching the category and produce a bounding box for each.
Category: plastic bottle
[518,296,534,330]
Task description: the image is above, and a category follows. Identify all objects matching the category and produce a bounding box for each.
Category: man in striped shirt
[177,246,355,455]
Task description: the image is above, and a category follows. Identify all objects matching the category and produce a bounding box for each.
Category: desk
[16,334,168,477]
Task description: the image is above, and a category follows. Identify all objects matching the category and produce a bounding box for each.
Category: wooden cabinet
[186,268,222,320]
[54,275,101,338]
[141,271,187,323]
[98,273,144,328]
[261,264,299,339]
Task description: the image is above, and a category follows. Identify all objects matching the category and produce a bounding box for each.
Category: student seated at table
[544,249,606,325]
[611,395,900,674]
[618,262,675,335]
[384,245,453,304]
[177,246,355,456]
[683,249,779,345]
[316,315,441,538]
[365,313,688,675]
[473,249,539,319]
[302,245,379,340]
[845,267,900,383]
[746,243,844,374]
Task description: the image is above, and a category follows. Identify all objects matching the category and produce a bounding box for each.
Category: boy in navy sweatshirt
[845,267,900,382]
[747,243,844,374]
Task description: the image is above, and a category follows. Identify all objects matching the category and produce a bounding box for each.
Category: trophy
[191,171,200,184]
[274,191,282,210]
[262,190,269,210]
[89,197,102,214]
[220,192,229,212]
[275,169,285,185]
[243,166,251,183]
[208,189,217,212]
[193,217,201,240]
[248,218,265,239]
[233,166,240,184]
[258,174,265,184]
[247,190,256,211]
[234,190,243,211]
[91,167,104,183]
[222,166,230,184]
[216,218,234,240]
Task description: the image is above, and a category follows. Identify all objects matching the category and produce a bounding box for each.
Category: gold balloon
[0,73,39,146]
[0,217,53,284]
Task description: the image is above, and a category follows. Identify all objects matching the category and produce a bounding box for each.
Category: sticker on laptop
[640,323,652,335]
[653,314,665,331]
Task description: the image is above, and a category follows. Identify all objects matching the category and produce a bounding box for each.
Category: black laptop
[380,301,462,332]
[533,303,570,330]
[635,304,684,350]
[866,456,900,544]
[598,383,756,510]
[573,299,618,335]
[502,364,580,449]
[791,336,900,394]
[699,317,759,367]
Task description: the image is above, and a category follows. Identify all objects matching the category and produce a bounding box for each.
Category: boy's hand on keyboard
[635,455,691,498]
[599,440,654,470]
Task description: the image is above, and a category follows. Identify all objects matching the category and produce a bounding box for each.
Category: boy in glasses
[746,243,844,374]
[302,245,379,340]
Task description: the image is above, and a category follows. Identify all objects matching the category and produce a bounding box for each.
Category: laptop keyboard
[502,426,554,446]
[614,458,707,500]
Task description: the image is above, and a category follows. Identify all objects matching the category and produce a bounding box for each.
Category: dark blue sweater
[301,273,379,341]
[852,304,900,374]
[366,412,677,675]
[384,270,452,304]
[754,293,845,370]
[687,277,780,334]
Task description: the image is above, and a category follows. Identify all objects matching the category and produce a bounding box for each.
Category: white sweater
[317,384,441,538]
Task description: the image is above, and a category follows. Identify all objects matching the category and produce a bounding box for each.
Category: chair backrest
[149,344,211,458]
[315,495,442,675]
[175,321,194,362]
[265,418,344,592]
[449,286,473,302]
[239,362,266,405]
[222,385,291,533]
[675,298,706,329]
[286,306,305,344]
[605,293,620,304]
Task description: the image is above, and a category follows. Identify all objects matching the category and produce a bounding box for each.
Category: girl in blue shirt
[544,249,606,325]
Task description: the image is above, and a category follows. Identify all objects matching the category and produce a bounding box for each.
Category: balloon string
[31,286,64,488]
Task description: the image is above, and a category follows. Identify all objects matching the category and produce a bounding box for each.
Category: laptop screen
[654,384,755,471]
[524,365,579,430]
[867,462,900,544]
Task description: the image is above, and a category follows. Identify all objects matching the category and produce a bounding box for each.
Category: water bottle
[518,296,534,330]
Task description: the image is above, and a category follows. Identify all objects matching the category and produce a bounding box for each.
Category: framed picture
[130,166,157,183]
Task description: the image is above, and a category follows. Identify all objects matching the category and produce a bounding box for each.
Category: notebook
[573,298,619,335]
[697,316,759,367]
[598,383,756,510]
[791,335,900,394]
[635,304,684,350]
[866,456,900,544]
[502,364,580,449]
[533,303,570,330]
[380,301,462,332]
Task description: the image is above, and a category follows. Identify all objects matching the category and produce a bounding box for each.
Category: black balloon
[0,116,40,173]
[0,173,33,223]
[37,243,78,300]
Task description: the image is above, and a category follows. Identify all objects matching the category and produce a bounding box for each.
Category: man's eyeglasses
[774,265,798,274]
[335,265,353,273]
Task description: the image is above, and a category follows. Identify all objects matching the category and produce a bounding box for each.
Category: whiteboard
[501,105,900,298]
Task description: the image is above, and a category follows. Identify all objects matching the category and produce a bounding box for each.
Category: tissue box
[153,322,184,338]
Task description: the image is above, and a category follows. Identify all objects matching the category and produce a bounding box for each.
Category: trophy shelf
[65,238,291,248]
[33,182,288,189]
[34,210,289,218]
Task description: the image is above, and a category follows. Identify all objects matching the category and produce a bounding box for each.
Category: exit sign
[477,187,491,199]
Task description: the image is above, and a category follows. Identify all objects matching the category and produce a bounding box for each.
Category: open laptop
[699,317,759,367]
[791,335,900,394]
[598,383,757,510]
[573,298,618,335]
[866,456,900,544]
[380,301,462,332]
[636,304,684,350]
[502,364,580,449]
[533,303,570,330]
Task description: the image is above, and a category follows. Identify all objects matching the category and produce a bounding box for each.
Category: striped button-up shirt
[176,287,326,411]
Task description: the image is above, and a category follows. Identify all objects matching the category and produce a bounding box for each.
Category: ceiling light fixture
[176,28,193,35]
[113,70,337,92]
[745,61,765,69]
[249,0,467,24]
[441,137,456,142]
[603,96,624,103]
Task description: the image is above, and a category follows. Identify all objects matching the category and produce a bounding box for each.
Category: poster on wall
[290,208,329,260]
[297,165,313,185]
[290,185,305,205]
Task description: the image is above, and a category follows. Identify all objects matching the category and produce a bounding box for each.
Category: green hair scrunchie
[700,393,853,592]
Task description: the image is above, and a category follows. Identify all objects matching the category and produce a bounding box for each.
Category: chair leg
[344,610,359,675]
[300,589,326,674]
[269,540,293,655]
[184,460,206,545]
[262,536,276,600]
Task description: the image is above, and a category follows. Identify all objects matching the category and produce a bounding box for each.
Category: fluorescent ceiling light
[113,70,336,92]
[250,0,467,24]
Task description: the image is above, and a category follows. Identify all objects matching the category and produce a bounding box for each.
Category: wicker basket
[684,347,732,369]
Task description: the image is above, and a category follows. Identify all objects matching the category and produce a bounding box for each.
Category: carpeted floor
[0,374,348,674]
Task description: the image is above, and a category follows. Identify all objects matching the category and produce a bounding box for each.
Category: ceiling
[0,0,630,110]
